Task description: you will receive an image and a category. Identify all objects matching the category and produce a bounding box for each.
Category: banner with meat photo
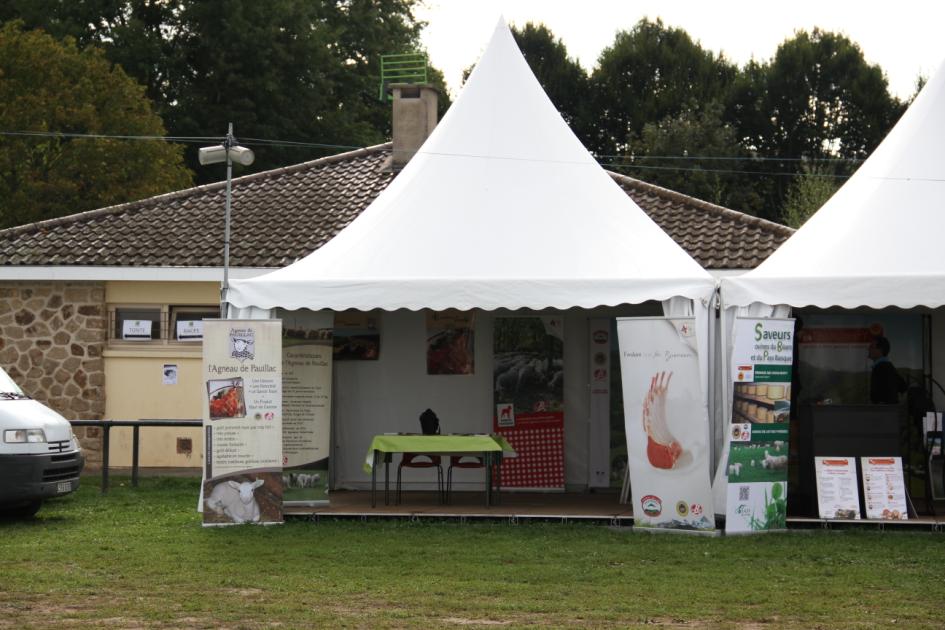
[426,310,475,375]
[724,317,794,534]
[201,319,283,526]
[616,317,715,531]
[492,317,565,489]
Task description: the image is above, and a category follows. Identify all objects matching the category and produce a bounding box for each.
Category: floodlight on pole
[199,123,255,317]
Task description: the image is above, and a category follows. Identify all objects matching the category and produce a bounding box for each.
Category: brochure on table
[814,457,860,520]
[861,457,908,520]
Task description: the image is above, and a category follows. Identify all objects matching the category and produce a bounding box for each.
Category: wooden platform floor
[285,490,634,523]
[285,490,945,530]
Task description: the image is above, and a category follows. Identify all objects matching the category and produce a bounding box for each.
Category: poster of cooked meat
[333,310,380,360]
[426,310,474,375]
[616,317,714,531]
[725,317,794,533]
[492,317,565,489]
[201,319,283,526]
[207,378,246,419]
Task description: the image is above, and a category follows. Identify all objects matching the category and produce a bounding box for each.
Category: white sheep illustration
[763,450,788,470]
[205,479,264,523]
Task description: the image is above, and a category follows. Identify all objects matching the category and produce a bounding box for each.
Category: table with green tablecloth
[364,434,516,507]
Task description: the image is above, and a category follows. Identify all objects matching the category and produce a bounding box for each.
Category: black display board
[797,404,902,515]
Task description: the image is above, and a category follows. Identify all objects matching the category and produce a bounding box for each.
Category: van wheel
[0,500,42,519]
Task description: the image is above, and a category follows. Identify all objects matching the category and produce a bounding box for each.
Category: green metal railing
[379,52,428,101]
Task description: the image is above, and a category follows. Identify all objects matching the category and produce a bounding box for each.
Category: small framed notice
[122,319,153,341]
[814,457,860,520]
[861,456,908,520]
[176,319,203,341]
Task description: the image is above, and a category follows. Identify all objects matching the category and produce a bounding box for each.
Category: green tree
[782,163,842,228]
[622,101,765,215]
[588,18,737,156]
[511,22,589,133]
[0,22,191,229]
[724,29,903,221]
[0,0,450,181]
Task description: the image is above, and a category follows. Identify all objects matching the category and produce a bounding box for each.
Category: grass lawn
[2,476,944,628]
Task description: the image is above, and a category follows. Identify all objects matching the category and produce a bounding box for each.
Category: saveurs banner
[201,319,283,526]
[724,317,794,534]
[616,317,714,531]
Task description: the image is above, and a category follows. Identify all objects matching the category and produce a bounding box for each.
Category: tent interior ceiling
[228,18,714,313]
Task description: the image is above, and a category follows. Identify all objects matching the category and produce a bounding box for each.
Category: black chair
[396,453,444,504]
[446,454,485,504]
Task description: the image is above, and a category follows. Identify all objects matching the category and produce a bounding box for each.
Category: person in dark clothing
[868,336,906,404]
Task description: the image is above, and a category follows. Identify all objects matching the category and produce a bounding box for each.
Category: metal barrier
[70,419,202,493]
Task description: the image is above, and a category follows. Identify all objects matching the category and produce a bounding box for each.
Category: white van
[0,367,84,517]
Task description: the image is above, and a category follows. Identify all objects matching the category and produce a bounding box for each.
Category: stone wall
[0,281,106,465]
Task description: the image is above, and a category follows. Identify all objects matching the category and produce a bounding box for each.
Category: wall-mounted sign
[122,319,153,341]
[177,319,204,341]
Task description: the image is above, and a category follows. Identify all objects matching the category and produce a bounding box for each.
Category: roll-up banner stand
[279,309,333,505]
[201,319,284,526]
[724,317,794,534]
[616,317,715,531]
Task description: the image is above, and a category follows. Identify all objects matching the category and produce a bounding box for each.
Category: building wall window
[108,304,218,346]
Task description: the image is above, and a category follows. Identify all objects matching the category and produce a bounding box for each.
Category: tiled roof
[0,143,791,271]
[610,172,794,270]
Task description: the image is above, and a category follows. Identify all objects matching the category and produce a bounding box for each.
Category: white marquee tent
[227,18,718,492]
[723,57,945,310]
[713,57,945,513]
[228,18,714,313]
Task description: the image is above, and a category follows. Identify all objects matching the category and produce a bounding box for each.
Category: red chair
[396,453,444,504]
[446,454,486,504]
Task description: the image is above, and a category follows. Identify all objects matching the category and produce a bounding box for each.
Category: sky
[415,0,945,100]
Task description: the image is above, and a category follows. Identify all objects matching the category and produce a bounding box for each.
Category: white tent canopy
[228,18,714,312]
[723,58,945,309]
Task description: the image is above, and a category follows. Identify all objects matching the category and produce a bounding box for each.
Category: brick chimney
[390,83,438,171]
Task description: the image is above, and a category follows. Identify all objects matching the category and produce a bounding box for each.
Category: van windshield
[0,368,26,396]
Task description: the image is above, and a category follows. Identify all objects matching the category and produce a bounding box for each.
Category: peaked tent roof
[228,19,714,312]
[723,58,945,309]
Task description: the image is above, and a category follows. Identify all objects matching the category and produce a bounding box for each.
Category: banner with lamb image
[724,317,794,534]
[616,317,714,531]
[492,317,565,489]
[202,319,283,526]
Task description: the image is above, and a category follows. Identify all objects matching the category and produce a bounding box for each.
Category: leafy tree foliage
[587,18,737,156]
[623,101,765,215]
[511,22,589,133]
[0,22,191,228]
[725,29,903,218]
[782,163,842,228]
[1,0,448,181]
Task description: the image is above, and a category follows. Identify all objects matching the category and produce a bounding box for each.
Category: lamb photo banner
[202,319,283,526]
[616,317,714,531]
[492,317,565,489]
[724,317,794,534]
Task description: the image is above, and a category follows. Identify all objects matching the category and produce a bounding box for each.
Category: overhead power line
[2,129,941,182]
